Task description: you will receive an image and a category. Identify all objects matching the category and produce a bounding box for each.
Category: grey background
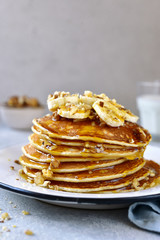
[0,3,160,238]
[0,0,160,114]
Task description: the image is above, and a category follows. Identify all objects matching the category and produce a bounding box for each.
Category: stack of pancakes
[19,91,160,193]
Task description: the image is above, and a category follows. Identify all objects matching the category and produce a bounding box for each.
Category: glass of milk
[136,81,160,141]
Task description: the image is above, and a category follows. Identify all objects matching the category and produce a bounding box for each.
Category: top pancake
[33,115,151,147]
[32,125,129,149]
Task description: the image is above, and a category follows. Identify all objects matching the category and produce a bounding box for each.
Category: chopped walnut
[84,142,90,148]
[1,212,10,221]
[48,94,53,98]
[139,131,146,142]
[52,91,70,99]
[24,229,34,235]
[42,169,53,178]
[34,172,44,185]
[10,166,14,170]
[84,91,93,97]
[132,179,140,190]
[150,170,156,177]
[40,138,52,147]
[14,160,20,165]
[49,160,60,169]
[83,148,90,153]
[41,181,51,187]
[52,111,61,121]
[99,101,104,107]
[129,138,134,143]
[22,210,30,215]
[50,144,57,150]
[54,185,59,191]
[96,146,104,153]
[2,226,10,232]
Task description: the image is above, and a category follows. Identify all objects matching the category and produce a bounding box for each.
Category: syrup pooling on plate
[19,91,160,193]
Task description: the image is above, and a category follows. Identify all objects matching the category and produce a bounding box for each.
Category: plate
[0,144,160,209]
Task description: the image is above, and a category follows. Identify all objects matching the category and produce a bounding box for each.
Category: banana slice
[80,91,110,106]
[48,92,79,111]
[93,99,138,127]
[80,91,96,106]
[48,97,65,111]
[111,100,139,123]
[58,103,91,119]
[93,100,125,127]
[80,96,97,106]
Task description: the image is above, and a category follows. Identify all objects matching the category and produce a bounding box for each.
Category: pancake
[29,133,144,159]
[32,125,135,149]
[23,144,142,163]
[33,115,151,147]
[22,158,145,182]
[19,165,150,193]
[19,155,127,173]
[48,167,150,192]
[99,161,160,193]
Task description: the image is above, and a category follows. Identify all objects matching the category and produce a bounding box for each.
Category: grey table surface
[0,124,160,240]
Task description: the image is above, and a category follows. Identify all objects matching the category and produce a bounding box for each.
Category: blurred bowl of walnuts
[0,96,45,129]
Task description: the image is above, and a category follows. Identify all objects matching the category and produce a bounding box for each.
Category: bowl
[0,106,46,130]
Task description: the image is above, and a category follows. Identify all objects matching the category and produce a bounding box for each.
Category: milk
[137,94,160,138]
